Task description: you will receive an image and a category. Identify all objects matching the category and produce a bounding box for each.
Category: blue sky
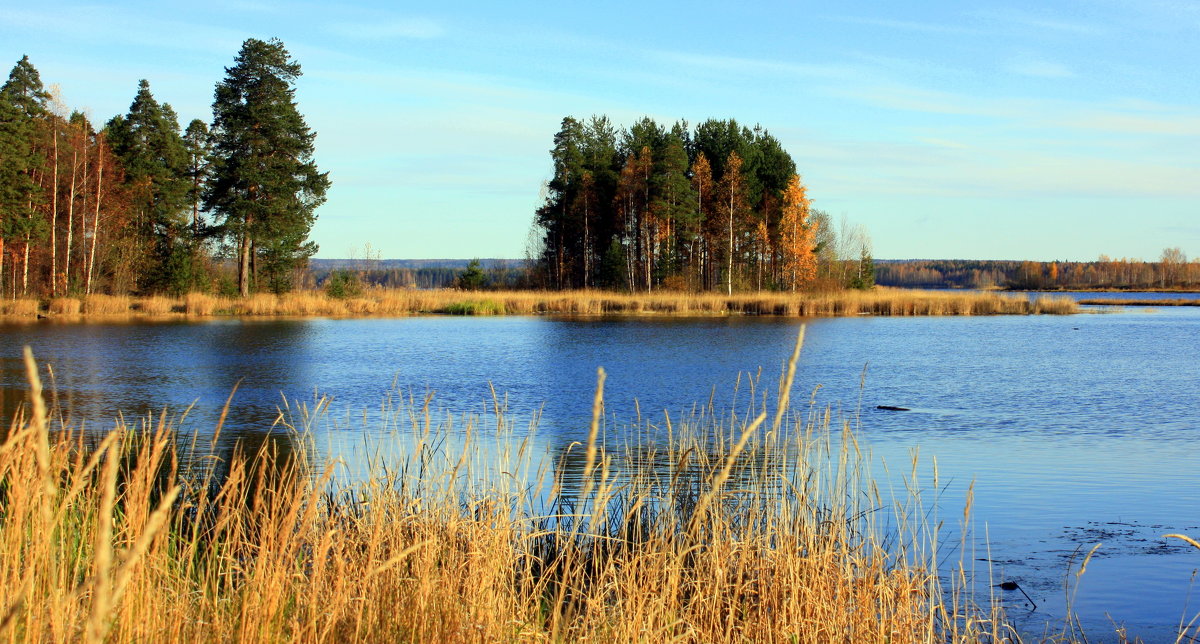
[2,1,1197,260]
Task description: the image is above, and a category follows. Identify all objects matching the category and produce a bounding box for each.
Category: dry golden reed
[136,296,177,315]
[0,335,952,643]
[1,334,1190,643]
[183,293,225,316]
[47,297,81,315]
[0,288,1078,320]
[82,294,132,315]
[1,299,39,316]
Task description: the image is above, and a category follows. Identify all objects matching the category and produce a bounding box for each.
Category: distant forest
[308,253,1200,293]
[308,259,528,290]
[876,250,1199,290]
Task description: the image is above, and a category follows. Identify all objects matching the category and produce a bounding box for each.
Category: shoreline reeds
[0,335,995,643]
[0,287,1078,321]
[1,335,1194,642]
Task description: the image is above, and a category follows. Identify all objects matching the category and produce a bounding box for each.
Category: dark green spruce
[0,55,50,297]
[106,79,193,294]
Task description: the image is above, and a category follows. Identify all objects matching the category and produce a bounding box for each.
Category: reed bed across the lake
[0,287,1077,320]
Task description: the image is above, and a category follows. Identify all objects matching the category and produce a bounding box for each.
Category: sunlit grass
[4,329,1188,642]
[0,287,1078,320]
[0,332,998,643]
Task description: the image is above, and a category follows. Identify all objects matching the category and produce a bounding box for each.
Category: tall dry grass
[0,333,1015,643]
[0,299,39,316]
[184,293,226,316]
[2,333,1193,642]
[47,297,81,315]
[82,294,132,315]
[212,287,1077,318]
[135,296,177,315]
[0,288,1078,320]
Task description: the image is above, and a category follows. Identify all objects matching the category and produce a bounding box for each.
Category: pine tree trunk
[238,232,251,297]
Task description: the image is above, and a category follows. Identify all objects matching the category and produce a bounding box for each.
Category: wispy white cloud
[1007,59,1074,78]
[649,49,860,81]
[917,137,970,149]
[1054,110,1200,136]
[831,15,982,36]
[328,18,445,40]
[827,84,1020,118]
[0,6,247,56]
[827,79,1200,139]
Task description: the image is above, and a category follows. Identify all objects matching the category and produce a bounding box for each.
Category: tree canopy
[532,116,821,292]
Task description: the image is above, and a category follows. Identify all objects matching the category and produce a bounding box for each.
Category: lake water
[1,294,1197,640]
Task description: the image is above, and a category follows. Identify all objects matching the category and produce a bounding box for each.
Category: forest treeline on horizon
[309,254,1200,292]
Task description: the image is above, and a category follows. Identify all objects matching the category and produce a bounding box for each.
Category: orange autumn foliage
[779,174,818,291]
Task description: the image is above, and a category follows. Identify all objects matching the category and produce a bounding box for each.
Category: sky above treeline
[2,1,1197,261]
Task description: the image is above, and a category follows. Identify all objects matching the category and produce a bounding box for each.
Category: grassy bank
[0,336,1016,643]
[1,287,1076,320]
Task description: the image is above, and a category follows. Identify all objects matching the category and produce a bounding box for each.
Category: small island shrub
[443,299,505,315]
[324,269,363,299]
[457,259,487,290]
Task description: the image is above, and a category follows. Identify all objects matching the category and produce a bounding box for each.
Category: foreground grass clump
[2,334,1088,643]
[0,287,1078,320]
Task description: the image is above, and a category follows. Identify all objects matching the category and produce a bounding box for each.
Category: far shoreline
[0,287,1078,321]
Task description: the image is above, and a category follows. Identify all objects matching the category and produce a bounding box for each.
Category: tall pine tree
[205,38,329,295]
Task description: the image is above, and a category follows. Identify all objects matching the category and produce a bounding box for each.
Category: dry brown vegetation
[81,294,132,315]
[1,332,1194,643]
[47,297,81,316]
[0,335,998,643]
[0,287,1077,321]
[0,299,39,316]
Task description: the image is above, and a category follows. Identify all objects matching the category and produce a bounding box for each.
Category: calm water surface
[1,297,1197,639]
